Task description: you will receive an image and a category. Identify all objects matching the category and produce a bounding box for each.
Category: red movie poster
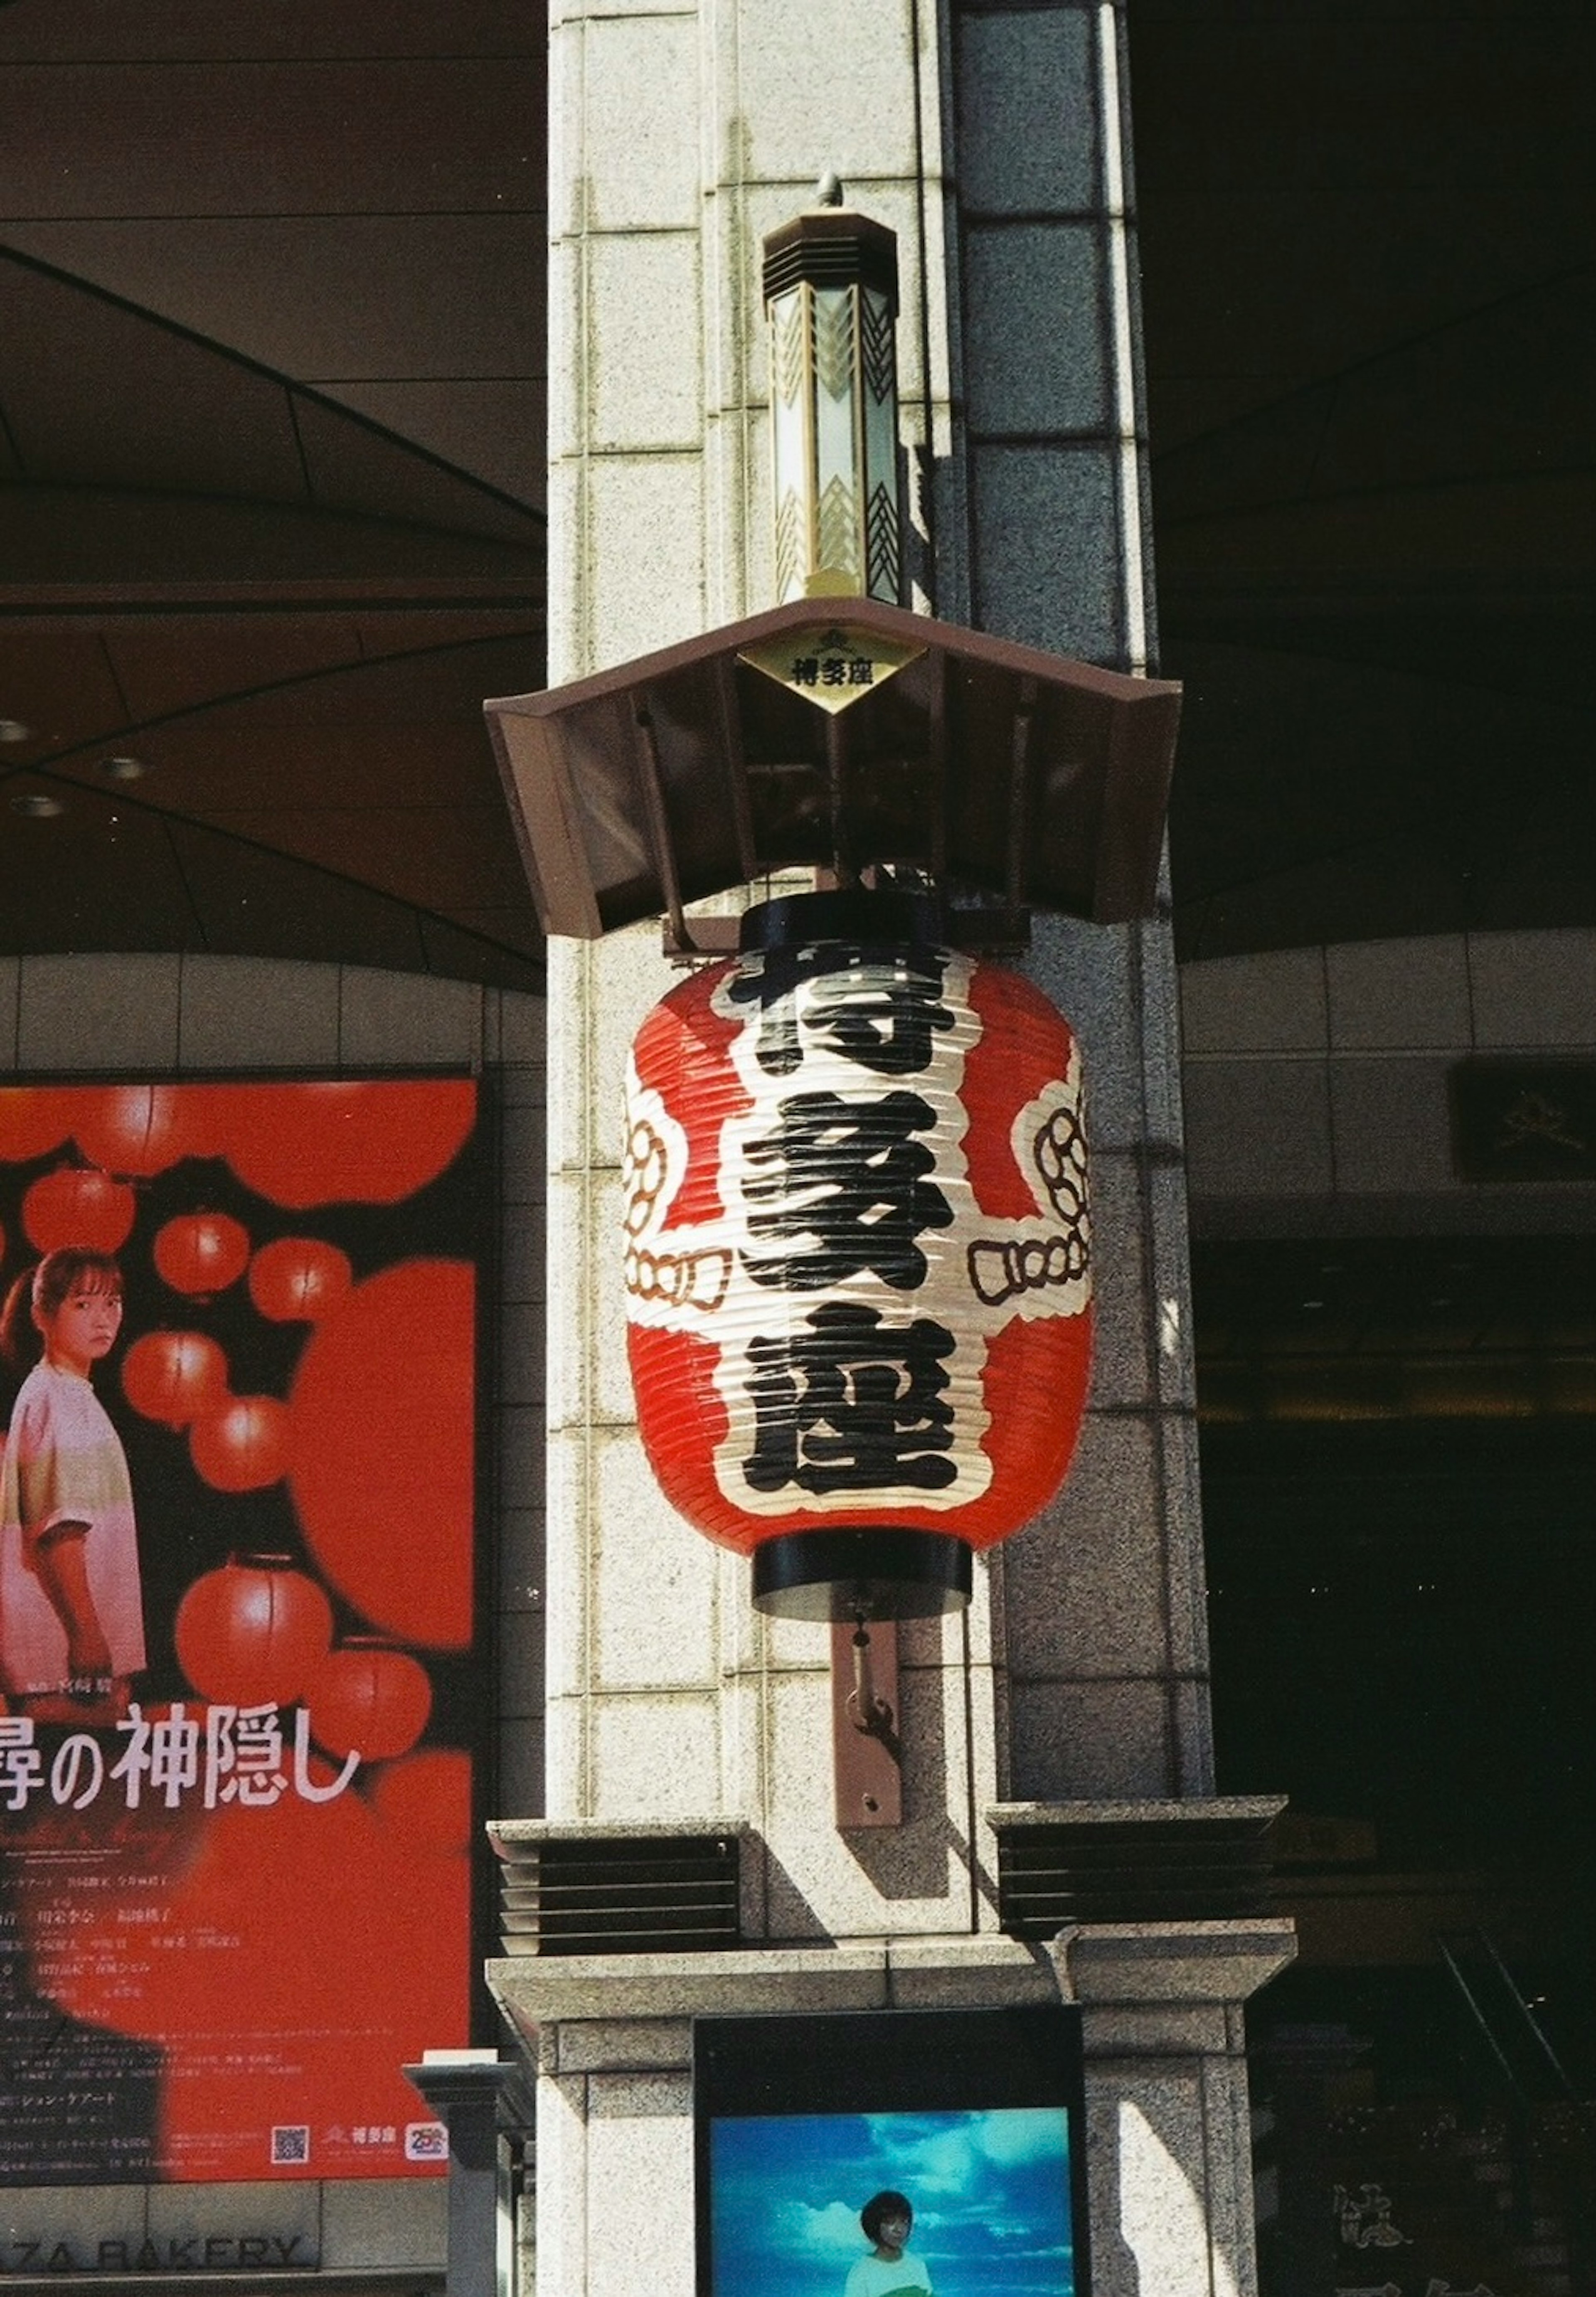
[0,1079,485,2185]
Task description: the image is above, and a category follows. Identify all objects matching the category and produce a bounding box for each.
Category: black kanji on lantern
[725,945,954,1076]
[741,1300,957,1494]
[741,1088,953,1290]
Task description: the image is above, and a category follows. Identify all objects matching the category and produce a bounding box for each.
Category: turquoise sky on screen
[708,2107,1075,2297]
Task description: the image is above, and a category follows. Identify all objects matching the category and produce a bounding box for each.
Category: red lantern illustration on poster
[304,1637,433,1762]
[175,1551,334,1706]
[121,1327,229,1428]
[155,1209,251,1296]
[22,1163,136,1253]
[248,1233,352,1322]
[71,1083,215,1178]
[190,1392,291,1490]
[624,889,1092,1618]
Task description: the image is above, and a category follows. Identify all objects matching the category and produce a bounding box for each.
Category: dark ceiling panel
[0,775,202,950]
[0,485,546,594]
[99,618,370,722]
[49,724,500,814]
[318,381,547,513]
[0,62,541,216]
[2,219,545,388]
[1154,277,1596,534]
[0,615,545,979]
[0,249,544,548]
[164,815,438,973]
[292,395,541,548]
[1132,2,1596,955]
[0,628,128,747]
[195,806,531,915]
[0,776,539,987]
[0,1,537,64]
[349,609,545,662]
[0,259,305,495]
[417,910,541,987]
[0,5,547,986]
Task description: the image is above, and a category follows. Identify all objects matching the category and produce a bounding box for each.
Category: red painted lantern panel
[71,1084,216,1178]
[624,892,1092,1615]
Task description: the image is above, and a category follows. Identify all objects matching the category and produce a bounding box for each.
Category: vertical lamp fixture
[764,173,901,606]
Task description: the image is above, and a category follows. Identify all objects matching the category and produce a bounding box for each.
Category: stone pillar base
[490,1919,1293,2297]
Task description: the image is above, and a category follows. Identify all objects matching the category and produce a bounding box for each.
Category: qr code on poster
[271,2126,311,2166]
[405,2122,448,2162]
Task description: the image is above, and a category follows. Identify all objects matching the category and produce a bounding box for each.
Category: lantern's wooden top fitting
[761,200,900,311]
[484,596,1180,955]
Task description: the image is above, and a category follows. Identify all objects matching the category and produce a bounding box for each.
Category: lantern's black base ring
[741,887,944,955]
[751,1529,972,1621]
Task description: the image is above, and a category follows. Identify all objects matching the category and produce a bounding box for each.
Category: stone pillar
[530,0,1286,2291]
[1050,1925,1295,2297]
[404,2052,533,2297]
[544,0,985,1938]
[941,0,1211,1802]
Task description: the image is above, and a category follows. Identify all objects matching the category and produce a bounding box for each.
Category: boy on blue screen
[844,2192,933,2297]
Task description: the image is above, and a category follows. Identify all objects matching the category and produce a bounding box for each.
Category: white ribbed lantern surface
[623,890,1093,1618]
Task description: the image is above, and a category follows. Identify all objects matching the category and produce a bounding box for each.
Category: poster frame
[0,1064,501,2188]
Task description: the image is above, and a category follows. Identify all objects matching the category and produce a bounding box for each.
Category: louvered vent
[492,1825,743,1957]
[991,1800,1282,1937]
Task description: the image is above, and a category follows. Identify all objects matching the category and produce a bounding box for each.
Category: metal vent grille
[992,1802,1281,1937]
[495,1831,742,1957]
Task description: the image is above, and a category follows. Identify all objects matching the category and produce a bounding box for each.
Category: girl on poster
[844,2193,934,2297]
[0,1248,144,1722]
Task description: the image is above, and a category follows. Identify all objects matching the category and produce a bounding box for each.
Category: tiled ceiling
[0,0,547,987]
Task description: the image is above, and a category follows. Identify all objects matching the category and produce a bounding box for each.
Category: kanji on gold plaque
[738,623,926,715]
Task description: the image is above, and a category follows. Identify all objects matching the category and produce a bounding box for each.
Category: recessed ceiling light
[99,754,149,781]
[10,792,64,818]
[0,719,32,744]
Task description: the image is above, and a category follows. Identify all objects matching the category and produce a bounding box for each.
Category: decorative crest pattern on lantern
[623,890,1092,1618]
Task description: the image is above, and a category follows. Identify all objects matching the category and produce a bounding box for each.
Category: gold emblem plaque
[738,623,926,715]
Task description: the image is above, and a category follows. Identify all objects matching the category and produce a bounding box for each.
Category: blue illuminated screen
[708,2106,1076,2297]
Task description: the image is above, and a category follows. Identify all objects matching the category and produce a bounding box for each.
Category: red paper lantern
[70,1084,215,1179]
[121,1328,229,1428]
[174,1552,334,1706]
[22,1164,136,1254]
[190,1393,291,1491]
[624,889,1093,1618]
[154,1210,251,1297]
[247,1234,353,1323]
[303,1638,432,1763]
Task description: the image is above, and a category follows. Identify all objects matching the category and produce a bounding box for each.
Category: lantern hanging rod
[1006,677,1038,921]
[631,703,688,953]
